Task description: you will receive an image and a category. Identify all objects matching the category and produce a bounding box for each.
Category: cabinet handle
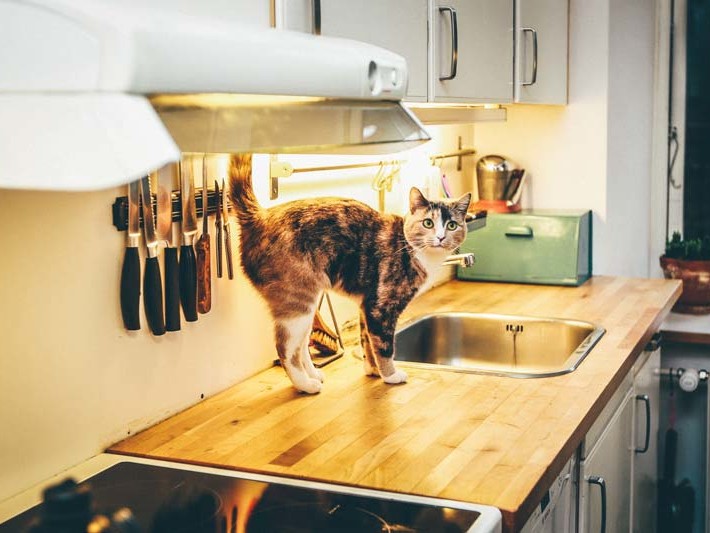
[521,27,538,86]
[635,394,651,453]
[645,331,663,352]
[439,6,458,81]
[587,476,607,533]
[312,0,321,35]
[504,225,534,238]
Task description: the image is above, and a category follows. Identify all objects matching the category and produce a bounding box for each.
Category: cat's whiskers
[391,240,423,256]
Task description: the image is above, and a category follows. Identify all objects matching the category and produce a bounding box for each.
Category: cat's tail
[228,153,261,224]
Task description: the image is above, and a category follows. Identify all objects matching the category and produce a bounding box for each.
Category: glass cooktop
[0,461,481,532]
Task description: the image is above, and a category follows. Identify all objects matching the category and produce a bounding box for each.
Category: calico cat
[229,154,471,394]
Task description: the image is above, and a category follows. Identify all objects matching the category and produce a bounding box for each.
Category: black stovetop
[1,461,480,532]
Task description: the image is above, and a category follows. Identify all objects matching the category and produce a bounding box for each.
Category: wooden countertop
[109,276,681,532]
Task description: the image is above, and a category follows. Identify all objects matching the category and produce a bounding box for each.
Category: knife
[196,157,211,314]
[120,180,141,331]
[157,163,181,332]
[215,180,223,279]
[179,158,199,322]
[140,175,166,336]
[222,179,235,280]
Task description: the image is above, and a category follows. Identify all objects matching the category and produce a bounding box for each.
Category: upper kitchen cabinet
[322,1,429,102]
[275,0,429,101]
[275,0,515,104]
[515,0,569,104]
[432,0,514,103]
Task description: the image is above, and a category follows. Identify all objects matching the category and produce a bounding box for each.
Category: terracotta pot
[660,255,710,314]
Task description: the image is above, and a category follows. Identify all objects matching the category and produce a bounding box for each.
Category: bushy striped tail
[228,153,260,224]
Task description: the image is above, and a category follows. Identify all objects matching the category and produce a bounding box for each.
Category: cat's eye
[422,218,434,229]
[446,221,459,231]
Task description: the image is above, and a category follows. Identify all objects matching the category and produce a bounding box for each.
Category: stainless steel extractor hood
[0,0,430,191]
[151,94,430,156]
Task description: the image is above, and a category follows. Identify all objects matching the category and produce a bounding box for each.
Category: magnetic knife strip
[112,188,230,231]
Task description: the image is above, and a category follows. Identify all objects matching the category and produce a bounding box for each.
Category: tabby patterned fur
[229,154,471,394]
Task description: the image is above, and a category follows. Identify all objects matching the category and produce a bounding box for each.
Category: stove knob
[27,478,93,532]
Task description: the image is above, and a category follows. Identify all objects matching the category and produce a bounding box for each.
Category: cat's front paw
[295,377,323,394]
[306,366,325,382]
[382,369,408,384]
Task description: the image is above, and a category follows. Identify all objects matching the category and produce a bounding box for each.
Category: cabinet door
[580,390,633,533]
[321,0,429,100]
[632,347,661,533]
[275,0,429,101]
[273,0,314,32]
[432,0,514,103]
[515,0,568,104]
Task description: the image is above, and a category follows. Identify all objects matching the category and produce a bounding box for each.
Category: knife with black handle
[120,180,141,330]
[140,175,166,336]
[157,163,181,332]
[179,159,199,322]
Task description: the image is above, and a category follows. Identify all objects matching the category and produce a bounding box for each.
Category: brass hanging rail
[269,138,476,199]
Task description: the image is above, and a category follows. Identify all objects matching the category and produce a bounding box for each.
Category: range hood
[0,0,430,191]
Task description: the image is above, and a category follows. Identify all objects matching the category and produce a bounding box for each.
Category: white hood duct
[0,0,430,191]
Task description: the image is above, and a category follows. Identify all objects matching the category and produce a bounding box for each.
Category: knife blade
[179,157,199,322]
[157,163,181,332]
[215,180,223,279]
[196,157,212,314]
[222,178,235,280]
[120,180,141,330]
[140,174,166,336]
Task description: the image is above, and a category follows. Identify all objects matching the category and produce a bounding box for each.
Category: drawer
[457,209,592,286]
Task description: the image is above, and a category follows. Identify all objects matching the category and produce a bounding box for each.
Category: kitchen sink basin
[393,312,605,378]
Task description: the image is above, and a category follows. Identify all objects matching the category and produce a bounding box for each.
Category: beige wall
[0,187,276,502]
[0,125,474,502]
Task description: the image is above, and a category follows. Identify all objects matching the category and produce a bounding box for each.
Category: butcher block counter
[109,276,681,532]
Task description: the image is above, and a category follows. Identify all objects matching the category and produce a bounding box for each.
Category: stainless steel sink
[393,312,605,378]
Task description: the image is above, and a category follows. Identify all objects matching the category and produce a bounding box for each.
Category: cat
[228,154,471,394]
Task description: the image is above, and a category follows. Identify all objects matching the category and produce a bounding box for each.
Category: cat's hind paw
[382,369,408,384]
[363,358,380,376]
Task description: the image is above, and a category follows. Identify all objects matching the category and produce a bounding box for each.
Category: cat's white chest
[414,249,450,296]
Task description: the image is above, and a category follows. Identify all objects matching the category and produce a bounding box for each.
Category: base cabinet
[576,340,661,533]
[579,389,634,533]
[520,455,576,532]
[632,346,661,533]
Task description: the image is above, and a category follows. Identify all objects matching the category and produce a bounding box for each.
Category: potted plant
[660,231,710,314]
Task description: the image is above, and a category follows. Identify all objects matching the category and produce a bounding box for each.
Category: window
[669,0,710,240]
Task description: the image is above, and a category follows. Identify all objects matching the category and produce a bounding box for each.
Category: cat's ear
[409,187,430,213]
[451,192,472,217]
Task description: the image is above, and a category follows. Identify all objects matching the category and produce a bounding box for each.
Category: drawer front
[458,210,591,285]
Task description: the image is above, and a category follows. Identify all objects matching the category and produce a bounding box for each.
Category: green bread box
[457,209,592,286]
